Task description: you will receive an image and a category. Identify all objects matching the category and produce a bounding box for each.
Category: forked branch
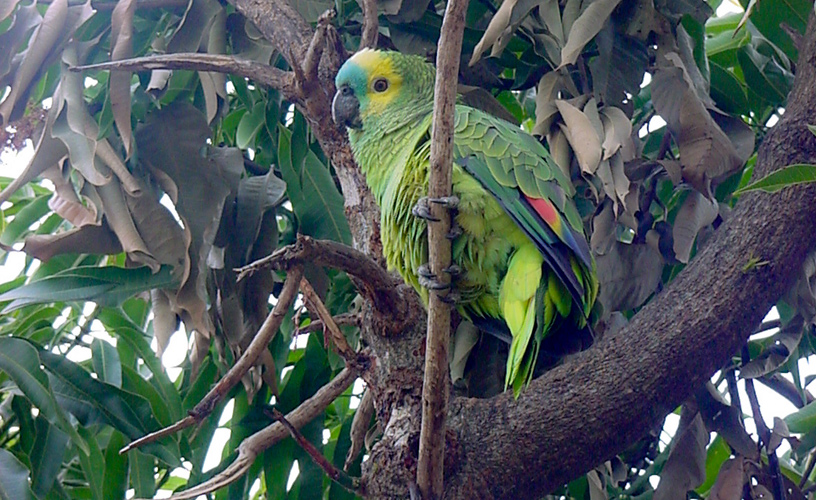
[121,267,304,454]
[153,366,360,500]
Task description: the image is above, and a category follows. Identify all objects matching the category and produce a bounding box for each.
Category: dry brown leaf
[651,52,744,197]
[94,178,158,271]
[708,458,745,500]
[21,223,122,261]
[672,190,718,264]
[555,99,602,174]
[654,413,708,500]
[600,105,633,160]
[110,0,136,157]
[469,0,518,66]
[0,0,68,124]
[0,121,67,204]
[547,127,572,180]
[532,71,563,136]
[590,199,615,255]
[150,288,177,357]
[539,0,563,44]
[558,0,622,68]
[596,233,664,314]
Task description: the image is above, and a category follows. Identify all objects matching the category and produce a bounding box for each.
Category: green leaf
[786,399,816,433]
[235,101,265,149]
[738,0,809,60]
[0,448,36,500]
[102,431,128,500]
[733,164,816,195]
[737,43,792,106]
[0,337,87,454]
[130,450,156,498]
[0,195,50,246]
[38,349,180,465]
[0,265,178,311]
[277,123,352,244]
[91,338,122,388]
[98,307,183,422]
[29,416,69,498]
[75,427,105,500]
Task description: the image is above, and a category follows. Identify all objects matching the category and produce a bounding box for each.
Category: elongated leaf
[109,0,136,156]
[278,124,351,244]
[734,164,816,194]
[559,0,622,68]
[0,265,177,311]
[97,307,183,421]
[29,416,68,498]
[38,350,180,464]
[102,430,128,500]
[654,413,708,499]
[0,448,35,500]
[76,426,105,500]
[91,338,122,387]
[0,339,89,458]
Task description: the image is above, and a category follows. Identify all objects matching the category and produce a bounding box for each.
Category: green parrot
[332,49,597,394]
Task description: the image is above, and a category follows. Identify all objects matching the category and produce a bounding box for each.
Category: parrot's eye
[372,78,389,93]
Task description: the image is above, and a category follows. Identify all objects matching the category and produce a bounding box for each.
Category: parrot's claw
[412,196,460,222]
[417,264,448,290]
[417,264,462,295]
[439,289,461,305]
[447,219,463,240]
[430,195,459,209]
[444,264,462,278]
[412,198,438,222]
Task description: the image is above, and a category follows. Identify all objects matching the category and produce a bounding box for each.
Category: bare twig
[743,346,786,500]
[155,366,359,500]
[236,235,405,320]
[121,267,304,454]
[360,0,379,49]
[72,53,297,98]
[300,277,356,362]
[44,0,186,9]
[295,313,361,336]
[267,407,361,492]
[304,10,334,82]
[754,318,782,335]
[417,0,470,498]
[345,388,375,470]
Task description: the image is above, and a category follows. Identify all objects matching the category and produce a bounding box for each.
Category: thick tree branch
[431,15,816,500]
[418,1,469,498]
[72,53,297,98]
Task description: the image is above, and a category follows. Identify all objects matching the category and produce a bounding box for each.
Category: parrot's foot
[417,263,461,290]
[411,195,460,222]
[447,218,463,240]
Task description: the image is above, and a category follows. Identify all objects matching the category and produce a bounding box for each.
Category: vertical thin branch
[360,0,378,49]
[742,346,786,500]
[416,1,470,499]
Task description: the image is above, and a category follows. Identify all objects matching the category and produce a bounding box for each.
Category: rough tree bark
[226,1,816,498]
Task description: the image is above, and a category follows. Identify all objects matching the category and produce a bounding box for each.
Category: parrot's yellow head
[332,49,435,131]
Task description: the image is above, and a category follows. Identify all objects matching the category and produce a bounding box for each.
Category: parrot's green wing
[452,105,592,313]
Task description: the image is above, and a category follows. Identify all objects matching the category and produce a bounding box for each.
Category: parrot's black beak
[332,85,362,129]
